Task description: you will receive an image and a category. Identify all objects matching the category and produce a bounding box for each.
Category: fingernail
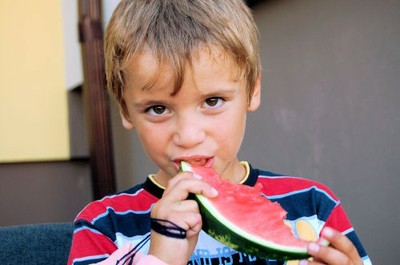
[319,237,330,246]
[308,242,319,253]
[211,187,219,196]
[322,227,334,238]
[299,260,308,265]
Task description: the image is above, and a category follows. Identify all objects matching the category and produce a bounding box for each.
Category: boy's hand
[148,171,218,265]
[301,227,363,265]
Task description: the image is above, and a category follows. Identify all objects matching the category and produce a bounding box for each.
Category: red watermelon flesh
[188,164,309,253]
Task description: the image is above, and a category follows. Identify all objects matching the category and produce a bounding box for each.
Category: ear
[247,74,261,112]
[120,111,135,130]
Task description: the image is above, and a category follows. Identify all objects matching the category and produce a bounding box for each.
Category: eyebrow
[200,86,239,96]
[133,100,167,110]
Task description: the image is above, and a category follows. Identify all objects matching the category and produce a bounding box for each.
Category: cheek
[214,112,247,150]
[135,125,166,156]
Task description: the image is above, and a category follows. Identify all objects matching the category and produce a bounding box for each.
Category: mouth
[173,156,214,170]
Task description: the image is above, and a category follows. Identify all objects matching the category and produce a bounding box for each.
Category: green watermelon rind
[195,194,309,261]
[180,161,309,261]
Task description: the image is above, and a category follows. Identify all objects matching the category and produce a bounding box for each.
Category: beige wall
[0,0,70,162]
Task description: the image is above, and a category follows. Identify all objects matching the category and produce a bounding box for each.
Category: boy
[68,0,371,264]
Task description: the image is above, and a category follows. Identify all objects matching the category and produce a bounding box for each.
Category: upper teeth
[187,159,207,166]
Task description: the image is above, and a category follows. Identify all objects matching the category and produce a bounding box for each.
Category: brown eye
[147,105,168,116]
[205,97,223,108]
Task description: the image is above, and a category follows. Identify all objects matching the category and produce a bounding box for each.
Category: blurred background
[0,0,399,264]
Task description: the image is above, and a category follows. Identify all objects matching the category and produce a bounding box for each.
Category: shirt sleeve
[324,203,372,264]
[67,220,118,265]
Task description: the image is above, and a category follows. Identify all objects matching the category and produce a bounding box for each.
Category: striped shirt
[68,162,371,265]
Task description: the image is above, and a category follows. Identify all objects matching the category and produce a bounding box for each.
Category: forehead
[124,46,241,94]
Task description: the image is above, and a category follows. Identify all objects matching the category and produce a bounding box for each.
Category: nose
[172,114,206,148]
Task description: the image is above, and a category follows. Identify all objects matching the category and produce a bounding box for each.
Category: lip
[173,156,214,170]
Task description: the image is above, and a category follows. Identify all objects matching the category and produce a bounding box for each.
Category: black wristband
[150,218,187,239]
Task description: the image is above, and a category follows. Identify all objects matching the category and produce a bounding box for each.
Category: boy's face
[121,47,260,186]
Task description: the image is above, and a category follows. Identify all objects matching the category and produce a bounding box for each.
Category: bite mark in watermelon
[180,161,310,261]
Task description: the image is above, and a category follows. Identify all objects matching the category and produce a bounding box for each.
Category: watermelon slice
[180,161,310,261]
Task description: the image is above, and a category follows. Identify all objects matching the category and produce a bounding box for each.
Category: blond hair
[105,0,261,118]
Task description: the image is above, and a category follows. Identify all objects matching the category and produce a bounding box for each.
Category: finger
[168,200,200,217]
[151,197,197,219]
[320,227,362,264]
[163,175,218,202]
[306,228,362,265]
[165,171,217,196]
[164,171,194,191]
[151,196,202,231]
[306,241,350,265]
[182,212,203,238]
